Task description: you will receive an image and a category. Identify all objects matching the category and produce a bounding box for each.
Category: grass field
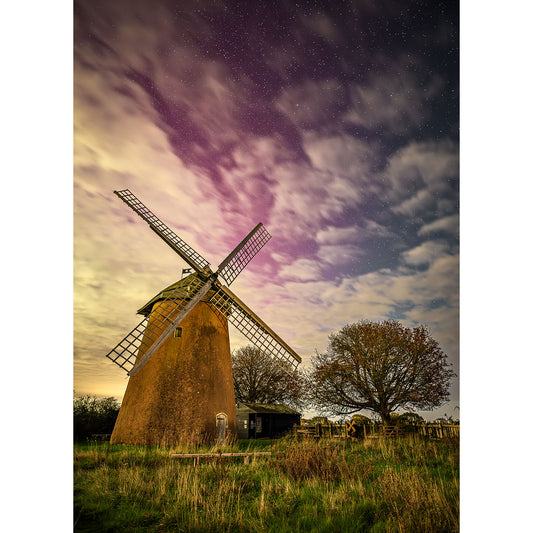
[74,436,459,532]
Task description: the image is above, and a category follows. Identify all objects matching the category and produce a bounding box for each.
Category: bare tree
[232,346,306,410]
[308,320,455,424]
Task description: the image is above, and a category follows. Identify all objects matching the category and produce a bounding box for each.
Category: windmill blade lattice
[106,275,210,375]
[105,316,149,374]
[217,223,271,286]
[114,189,210,273]
[209,285,301,372]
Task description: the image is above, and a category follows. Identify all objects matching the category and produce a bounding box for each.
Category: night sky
[74,0,459,419]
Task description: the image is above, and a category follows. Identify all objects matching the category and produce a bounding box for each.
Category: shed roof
[236,403,301,415]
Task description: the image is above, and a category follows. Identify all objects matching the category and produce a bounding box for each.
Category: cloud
[264,162,361,249]
[317,226,359,245]
[300,12,342,43]
[418,214,459,237]
[363,220,395,239]
[303,133,376,179]
[385,139,459,219]
[314,225,366,270]
[314,221,393,276]
[401,240,451,266]
[275,80,347,130]
[386,140,459,190]
[278,258,322,282]
[317,244,363,268]
[345,59,444,134]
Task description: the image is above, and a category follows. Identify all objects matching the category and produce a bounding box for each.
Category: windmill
[105,189,301,445]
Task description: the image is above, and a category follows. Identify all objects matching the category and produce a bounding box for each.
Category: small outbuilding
[235,402,301,439]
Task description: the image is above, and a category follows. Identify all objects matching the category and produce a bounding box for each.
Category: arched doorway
[216,412,228,443]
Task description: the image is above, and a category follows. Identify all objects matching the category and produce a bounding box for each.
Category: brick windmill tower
[105,190,301,445]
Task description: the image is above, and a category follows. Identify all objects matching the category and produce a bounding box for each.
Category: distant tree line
[73,395,120,441]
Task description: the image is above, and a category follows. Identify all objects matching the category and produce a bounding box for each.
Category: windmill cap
[137,273,216,316]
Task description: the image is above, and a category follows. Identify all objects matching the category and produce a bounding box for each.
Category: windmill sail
[107,190,301,380]
[114,189,210,273]
[217,223,271,286]
[209,285,301,372]
[106,275,211,375]
[105,316,149,374]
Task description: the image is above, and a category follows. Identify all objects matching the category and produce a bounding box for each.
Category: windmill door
[216,412,228,443]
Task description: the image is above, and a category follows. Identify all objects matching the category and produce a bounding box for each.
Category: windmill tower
[105,190,301,445]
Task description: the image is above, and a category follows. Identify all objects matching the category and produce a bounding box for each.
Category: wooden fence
[293,422,459,440]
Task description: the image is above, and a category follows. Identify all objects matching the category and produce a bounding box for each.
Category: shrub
[74,395,120,441]
[272,441,374,482]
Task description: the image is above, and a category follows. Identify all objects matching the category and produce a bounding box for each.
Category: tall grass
[74,436,458,532]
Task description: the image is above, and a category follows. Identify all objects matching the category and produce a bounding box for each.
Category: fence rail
[292,422,459,440]
[170,452,271,465]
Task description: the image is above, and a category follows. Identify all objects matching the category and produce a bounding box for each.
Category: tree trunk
[381,413,392,425]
